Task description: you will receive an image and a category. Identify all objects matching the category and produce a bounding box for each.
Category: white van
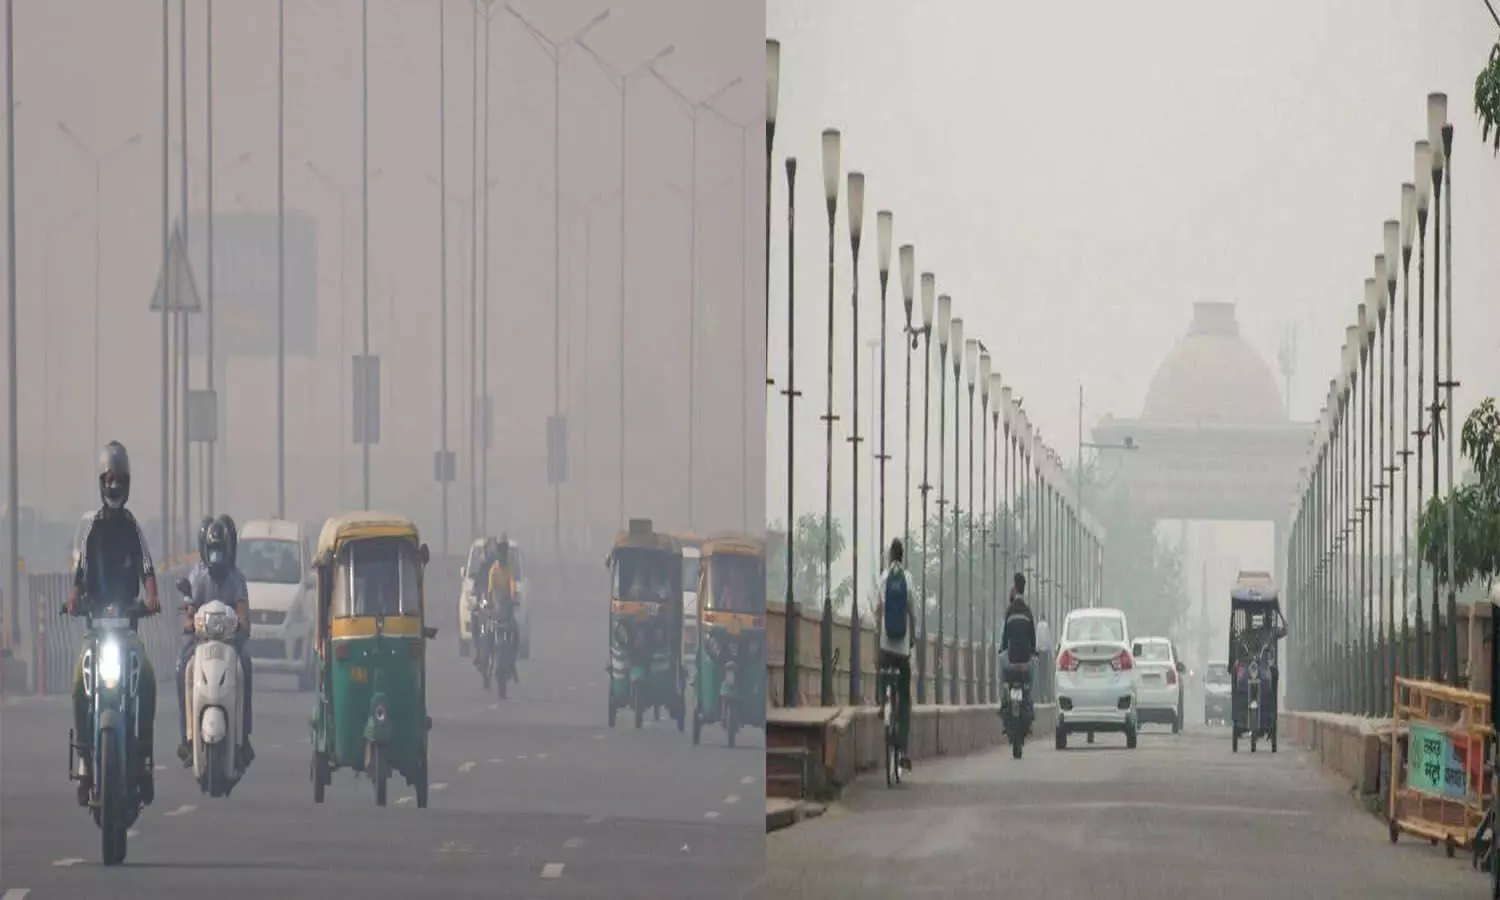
[239,519,316,691]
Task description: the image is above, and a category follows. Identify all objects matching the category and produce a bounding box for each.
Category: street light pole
[5,0,17,651]
[915,274,934,703]
[1426,94,1445,681]
[819,129,840,707]
[846,171,864,704]
[276,0,285,518]
[949,317,964,705]
[765,40,779,388]
[875,211,893,622]
[963,337,976,704]
[1398,186,1414,680]
[1412,140,1430,678]
[575,38,674,530]
[436,0,448,554]
[1383,220,1399,700]
[160,0,169,555]
[979,353,992,701]
[468,0,479,539]
[360,0,370,510]
[781,156,798,706]
[934,296,952,705]
[1439,110,1458,689]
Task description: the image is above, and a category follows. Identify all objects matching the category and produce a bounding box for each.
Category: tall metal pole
[360,0,370,509]
[846,172,863,705]
[979,373,989,702]
[1399,186,1414,682]
[276,0,285,518]
[950,334,962,705]
[1441,122,1456,687]
[437,0,449,553]
[618,78,626,526]
[205,0,217,518]
[739,134,748,529]
[820,129,839,708]
[552,45,562,558]
[965,362,975,704]
[1428,150,1442,681]
[685,109,696,529]
[481,10,491,532]
[1413,141,1429,678]
[468,2,478,538]
[5,0,18,648]
[161,0,170,552]
[935,336,948,705]
[781,157,798,706]
[177,0,188,550]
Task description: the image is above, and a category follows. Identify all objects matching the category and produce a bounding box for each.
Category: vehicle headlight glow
[98,639,123,689]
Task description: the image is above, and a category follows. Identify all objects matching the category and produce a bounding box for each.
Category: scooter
[179,588,246,798]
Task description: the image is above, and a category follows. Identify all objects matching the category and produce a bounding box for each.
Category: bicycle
[878,661,902,787]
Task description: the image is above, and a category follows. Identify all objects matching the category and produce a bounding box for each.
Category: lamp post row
[767,40,1103,709]
[1285,93,1460,717]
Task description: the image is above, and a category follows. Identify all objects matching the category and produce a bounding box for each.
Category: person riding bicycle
[999,573,1038,720]
[486,538,521,683]
[874,538,916,772]
[66,441,162,806]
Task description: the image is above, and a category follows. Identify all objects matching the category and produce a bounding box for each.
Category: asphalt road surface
[0,586,764,899]
[768,721,1481,899]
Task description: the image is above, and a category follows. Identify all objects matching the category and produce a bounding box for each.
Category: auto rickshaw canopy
[317,510,426,564]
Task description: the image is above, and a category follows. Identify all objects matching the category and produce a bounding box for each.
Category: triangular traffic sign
[148,221,202,313]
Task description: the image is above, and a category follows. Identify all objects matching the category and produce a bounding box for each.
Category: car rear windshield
[1064,616,1124,644]
[1136,641,1172,662]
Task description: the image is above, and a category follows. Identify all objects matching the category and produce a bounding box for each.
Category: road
[0,583,764,899]
[768,721,1480,899]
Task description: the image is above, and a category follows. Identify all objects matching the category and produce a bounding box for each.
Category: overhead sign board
[182,211,319,359]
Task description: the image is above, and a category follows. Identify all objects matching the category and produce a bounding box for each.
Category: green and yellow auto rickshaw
[691,533,766,747]
[309,512,438,807]
[606,519,683,730]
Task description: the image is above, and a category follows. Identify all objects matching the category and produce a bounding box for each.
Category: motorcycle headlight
[98,639,123,690]
[373,702,389,723]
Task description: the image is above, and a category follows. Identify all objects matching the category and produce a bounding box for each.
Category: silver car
[1054,607,1139,750]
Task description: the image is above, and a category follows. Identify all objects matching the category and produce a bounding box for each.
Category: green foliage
[1478,40,1500,155]
[1416,398,1500,589]
[766,514,851,613]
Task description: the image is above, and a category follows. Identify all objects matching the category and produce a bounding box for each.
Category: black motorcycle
[67,600,154,865]
[1000,662,1034,760]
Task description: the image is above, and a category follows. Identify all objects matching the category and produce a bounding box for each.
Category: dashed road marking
[153,764,166,771]
[458,761,476,774]
[164,804,196,817]
[703,810,720,819]
[535,752,548,760]
[540,862,565,878]
[487,757,505,763]
[723,794,740,805]
[739,775,755,785]
[52,858,85,867]
[397,797,413,805]
[563,837,583,849]
[585,814,606,825]
[127,827,140,837]
[518,754,529,760]
[3,889,31,900]
[433,782,449,791]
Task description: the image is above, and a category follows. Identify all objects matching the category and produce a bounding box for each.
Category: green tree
[1479,37,1500,154]
[766,514,851,613]
[1417,397,1500,591]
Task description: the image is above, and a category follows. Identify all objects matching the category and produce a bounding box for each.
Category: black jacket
[999,595,1036,665]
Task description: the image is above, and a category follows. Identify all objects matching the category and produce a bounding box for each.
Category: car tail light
[1110,649,1133,671]
[1057,649,1080,671]
[1165,667,1177,685]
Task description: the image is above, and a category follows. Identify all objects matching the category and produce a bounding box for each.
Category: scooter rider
[176,514,254,769]
[66,441,162,805]
[999,573,1038,717]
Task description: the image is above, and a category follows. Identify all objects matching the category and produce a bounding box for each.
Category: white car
[1054,607,1138,750]
[1202,660,1232,726]
[1131,636,1185,734]
[238,519,316,692]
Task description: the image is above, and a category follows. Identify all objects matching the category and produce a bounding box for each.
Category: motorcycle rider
[873,538,916,772]
[486,537,520,683]
[66,441,162,805]
[999,572,1038,721]
[176,514,254,769]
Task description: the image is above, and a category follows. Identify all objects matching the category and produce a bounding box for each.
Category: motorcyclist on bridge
[999,572,1038,720]
[176,514,254,769]
[66,441,162,806]
[486,535,521,684]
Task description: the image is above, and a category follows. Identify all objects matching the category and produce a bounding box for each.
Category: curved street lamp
[915,273,935,701]
[948,314,965,705]
[1398,187,1415,681]
[819,128,840,706]
[963,336,978,704]
[846,169,865,703]
[764,39,779,386]
[978,350,993,701]
[1412,139,1431,679]
[933,293,952,703]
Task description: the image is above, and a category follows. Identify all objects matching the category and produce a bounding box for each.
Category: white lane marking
[487,703,499,711]
[703,810,720,819]
[3,889,32,900]
[127,827,141,837]
[432,782,449,791]
[397,796,413,805]
[535,752,548,760]
[487,757,505,764]
[1003,800,1313,817]
[153,764,166,771]
[164,804,196,817]
[585,814,606,825]
[52,858,85,867]
[518,754,529,760]
[739,775,755,785]
[563,837,583,849]
[723,794,740,805]
[458,761,476,774]
[540,862,565,878]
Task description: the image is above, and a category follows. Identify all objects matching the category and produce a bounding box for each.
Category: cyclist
[874,538,916,771]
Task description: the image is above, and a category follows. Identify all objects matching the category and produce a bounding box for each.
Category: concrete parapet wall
[1283,711,1386,796]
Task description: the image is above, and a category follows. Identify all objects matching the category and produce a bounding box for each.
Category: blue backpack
[883,567,908,641]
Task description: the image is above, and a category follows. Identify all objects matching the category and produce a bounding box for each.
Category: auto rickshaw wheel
[415,745,429,809]
[1232,729,1239,753]
[692,707,702,745]
[726,704,738,748]
[608,692,617,728]
[311,752,327,804]
[1388,820,1400,843]
[496,668,508,700]
[1447,836,1458,858]
[1250,733,1258,753]
[633,698,645,729]
[371,746,388,807]
[1271,727,1278,753]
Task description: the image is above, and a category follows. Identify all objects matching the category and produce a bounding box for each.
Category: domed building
[1141,302,1286,424]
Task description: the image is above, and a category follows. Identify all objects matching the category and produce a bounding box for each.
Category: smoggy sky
[766,0,1500,601]
[0,0,764,560]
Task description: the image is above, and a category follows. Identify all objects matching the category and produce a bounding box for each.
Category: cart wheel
[415,746,429,809]
[1447,837,1457,858]
[692,707,702,745]
[1232,729,1239,753]
[1388,820,1399,843]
